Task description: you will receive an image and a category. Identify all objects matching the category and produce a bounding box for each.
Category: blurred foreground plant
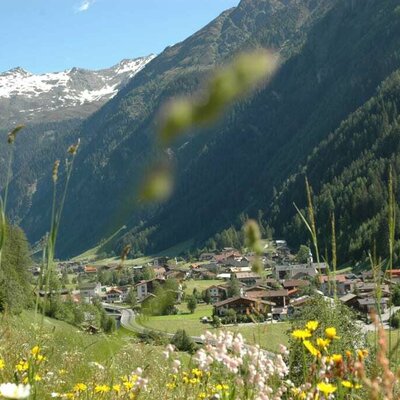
[0,125,25,267]
[35,139,80,321]
[140,50,278,202]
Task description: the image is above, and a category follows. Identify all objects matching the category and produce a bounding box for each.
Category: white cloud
[76,0,96,13]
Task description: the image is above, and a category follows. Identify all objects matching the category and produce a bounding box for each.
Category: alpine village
[2,0,400,399]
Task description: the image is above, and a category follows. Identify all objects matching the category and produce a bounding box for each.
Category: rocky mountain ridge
[0,55,155,129]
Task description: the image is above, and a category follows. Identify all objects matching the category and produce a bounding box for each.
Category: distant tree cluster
[142,279,180,316]
[42,295,116,333]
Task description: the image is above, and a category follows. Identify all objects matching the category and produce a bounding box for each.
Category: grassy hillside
[138,304,290,353]
[0,311,172,398]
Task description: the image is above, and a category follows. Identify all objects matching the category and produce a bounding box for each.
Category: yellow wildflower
[291,387,307,399]
[325,327,339,339]
[331,354,343,363]
[215,383,229,393]
[73,383,87,392]
[16,360,29,372]
[342,380,362,389]
[31,346,40,356]
[306,321,319,332]
[113,384,121,393]
[357,349,368,360]
[198,393,207,399]
[123,381,134,390]
[303,340,320,357]
[0,359,4,370]
[34,374,42,382]
[316,338,330,349]
[95,385,110,393]
[191,368,203,378]
[166,382,176,390]
[317,382,337,395]
[292,329,312,340]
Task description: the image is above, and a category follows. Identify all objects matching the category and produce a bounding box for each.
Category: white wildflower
[0,383,31,399]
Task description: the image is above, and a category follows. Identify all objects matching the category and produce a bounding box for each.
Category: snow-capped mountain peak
[0,54,156,128]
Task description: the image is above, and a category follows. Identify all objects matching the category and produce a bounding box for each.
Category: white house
[79,282,104,303]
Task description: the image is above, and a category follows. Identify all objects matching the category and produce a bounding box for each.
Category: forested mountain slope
[17,0,335,257]
[132,0,400,260]
[1,119,81,226]
[272,69,400,263]
[9,0,400,263]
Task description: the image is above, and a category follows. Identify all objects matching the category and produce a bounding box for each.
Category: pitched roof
[245,285,270,292]
[356,283,390,292]
[245,290,269,299]
[290,295,311,306]
[206,285,228,291]
[282,280,310,288]
[264,289,290,297]
[107,288,122,294]
[134,278,166,287]
[292,271,316,279]
[138,293,156,303]
[339,293,358,303]
[234,272,261,279]
[358,297,388,306]
[214,296,275,308]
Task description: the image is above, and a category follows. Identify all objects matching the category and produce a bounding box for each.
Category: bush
[389,311,400,328]
[102,316,116,333]
[225,309,237,324]
[171,329,197,354]
[186,295,197,313]
[212,315,221,328]
[142,280,179,316]
[236,314,247,324]
[392,285,400,306]
[138,329,168,345]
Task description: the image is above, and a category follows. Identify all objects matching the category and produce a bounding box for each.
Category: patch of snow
[0,70,70,98]
[115,54,156,75]
[75,84,119,104]
[0,54,156,116]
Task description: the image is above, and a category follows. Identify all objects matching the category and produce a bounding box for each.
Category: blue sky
[1,0,239,74]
